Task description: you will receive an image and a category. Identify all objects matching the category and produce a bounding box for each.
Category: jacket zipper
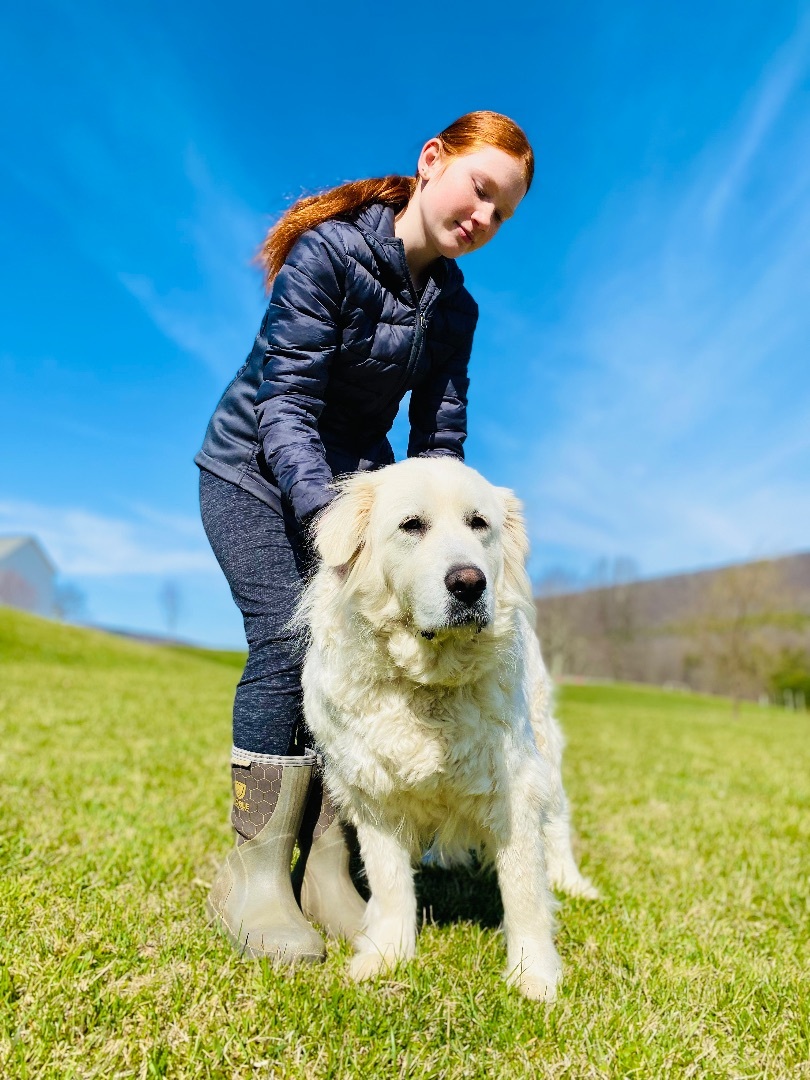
[396,305,428,406]
[385,251,435,411]
[410,309,427,368]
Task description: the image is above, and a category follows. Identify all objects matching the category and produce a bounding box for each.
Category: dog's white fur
[296,457,596,1001]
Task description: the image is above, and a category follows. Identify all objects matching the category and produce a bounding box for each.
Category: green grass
[1,607,808,1079]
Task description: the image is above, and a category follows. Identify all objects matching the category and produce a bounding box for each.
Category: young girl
[197,111,533,964]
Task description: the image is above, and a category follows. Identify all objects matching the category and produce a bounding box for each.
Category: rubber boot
[206,748,325,964]
[291,773,367,941]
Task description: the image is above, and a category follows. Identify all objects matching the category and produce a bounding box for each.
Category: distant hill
[535,552,810,703]
[0,603,245,670]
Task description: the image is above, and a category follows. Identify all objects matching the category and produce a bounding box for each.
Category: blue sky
[2,1,809,648]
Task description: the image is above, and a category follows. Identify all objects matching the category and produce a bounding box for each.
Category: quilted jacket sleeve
[407,297,478,461]
[254,227,346,523]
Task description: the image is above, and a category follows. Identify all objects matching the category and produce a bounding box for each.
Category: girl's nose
[472,206,494,232]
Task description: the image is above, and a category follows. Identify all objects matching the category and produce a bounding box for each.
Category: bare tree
[588,557,640,680]
[159,579,182,637]
[535,568,582,678]
[690,560,787,714]
[54,583,87,622]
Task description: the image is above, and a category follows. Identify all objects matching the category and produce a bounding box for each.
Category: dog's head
[312,459,533,649]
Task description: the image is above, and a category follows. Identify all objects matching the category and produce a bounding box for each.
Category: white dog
[296,457,596,1001]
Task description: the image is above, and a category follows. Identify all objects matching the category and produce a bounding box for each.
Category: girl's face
[416,141,528,260]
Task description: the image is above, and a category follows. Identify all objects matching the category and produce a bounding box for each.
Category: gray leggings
[199,468,311,755]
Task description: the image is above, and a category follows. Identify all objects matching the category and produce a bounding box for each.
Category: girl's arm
[254,227,346,523]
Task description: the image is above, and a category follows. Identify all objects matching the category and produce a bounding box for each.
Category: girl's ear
[497,487,533,607]
[313,473,379,568]
[418,138,444,180]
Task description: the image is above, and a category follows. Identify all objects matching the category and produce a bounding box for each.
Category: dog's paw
[560,874,600,901]
[515,970,559,1002]
[349,920,416,981]
[548,865,600,901]
[505,942,562,1003]
[349,950,392,981]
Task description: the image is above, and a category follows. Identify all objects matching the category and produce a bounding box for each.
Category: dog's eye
[468,514,489,532]
[399,516,428,535]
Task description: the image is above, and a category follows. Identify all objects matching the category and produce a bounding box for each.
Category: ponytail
[259,175,416,288]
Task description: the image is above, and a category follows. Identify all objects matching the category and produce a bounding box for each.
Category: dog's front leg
[494,775,562,1002]
[350,820,417,981]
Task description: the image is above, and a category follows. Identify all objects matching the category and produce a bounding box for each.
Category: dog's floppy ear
[313,472,378,568]
[498,487,534,608]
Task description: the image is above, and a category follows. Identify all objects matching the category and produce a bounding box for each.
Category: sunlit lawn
[1,607,808,1078]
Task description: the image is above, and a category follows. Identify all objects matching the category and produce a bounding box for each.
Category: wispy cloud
[704,12,810,230]
[3,5,266,380]
[0,499,217,577]
[118,147,266,379]
[486,16,810,577]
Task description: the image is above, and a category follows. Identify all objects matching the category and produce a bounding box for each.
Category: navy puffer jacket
[195,202,478,522]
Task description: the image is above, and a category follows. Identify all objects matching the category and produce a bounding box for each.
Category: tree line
[534,554,810,711]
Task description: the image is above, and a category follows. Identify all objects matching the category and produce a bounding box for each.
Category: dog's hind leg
[543,792,600,900]
[350,821,417,981]
[532,700,599,900]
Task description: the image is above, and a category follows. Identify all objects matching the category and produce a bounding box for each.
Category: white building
[0,536,57,617]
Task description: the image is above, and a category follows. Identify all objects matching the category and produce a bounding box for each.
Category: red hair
[259,111,534,288]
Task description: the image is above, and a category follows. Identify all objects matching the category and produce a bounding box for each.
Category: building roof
[0,535,57,574]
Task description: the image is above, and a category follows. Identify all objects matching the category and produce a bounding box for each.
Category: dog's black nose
[444,565,487,606]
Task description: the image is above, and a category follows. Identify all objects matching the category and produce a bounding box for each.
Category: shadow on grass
[415,863,504,928]
[347,829,503,929]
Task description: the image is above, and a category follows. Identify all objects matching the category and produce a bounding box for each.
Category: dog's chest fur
[375,678,514,791]
[307,635,528,831]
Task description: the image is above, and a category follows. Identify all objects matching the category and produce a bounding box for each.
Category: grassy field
[1,606,808,1079]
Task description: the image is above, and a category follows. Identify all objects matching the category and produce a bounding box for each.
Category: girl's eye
[474,180,503,224]
[400,516,428,535]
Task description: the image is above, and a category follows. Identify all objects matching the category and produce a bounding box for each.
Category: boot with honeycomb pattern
[206,749,325,964]
[291,773,367,941]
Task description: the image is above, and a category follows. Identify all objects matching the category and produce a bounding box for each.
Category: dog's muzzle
[419,564,490,638]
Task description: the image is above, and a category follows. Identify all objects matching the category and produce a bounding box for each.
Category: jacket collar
[352,203,463,298]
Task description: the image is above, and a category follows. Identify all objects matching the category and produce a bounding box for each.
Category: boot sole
[205,899,325,965]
